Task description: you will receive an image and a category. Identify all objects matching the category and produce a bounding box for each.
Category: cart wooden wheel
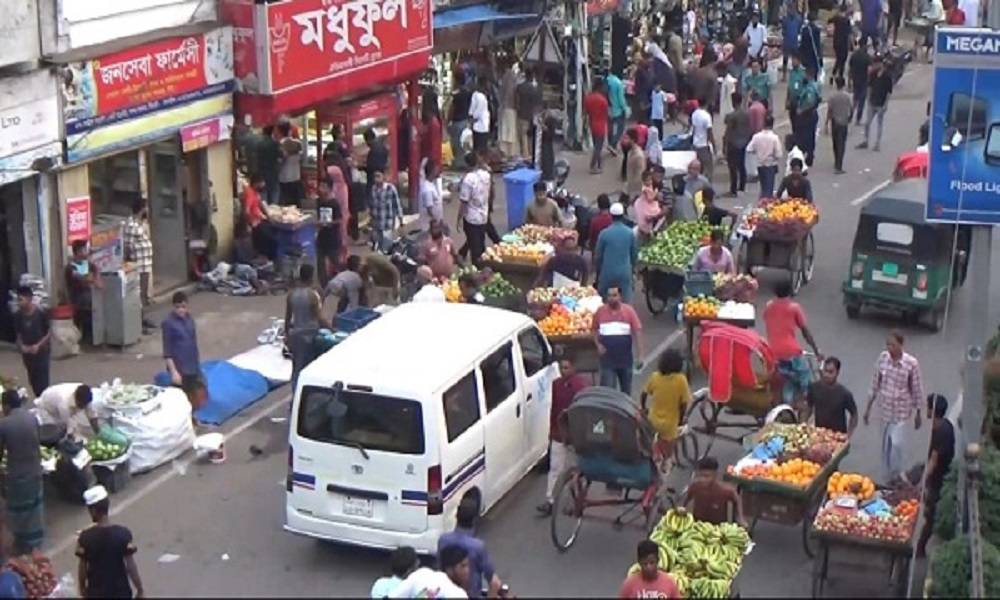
[801,491,823,558]
[801,232,816,284]
[789,243,804,296]
[643,272,668,315]
[551,469,587,552]
[811,545,829,598]
[736,239,751,275]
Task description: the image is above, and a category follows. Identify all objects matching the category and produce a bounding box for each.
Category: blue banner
[928,27,1000,224]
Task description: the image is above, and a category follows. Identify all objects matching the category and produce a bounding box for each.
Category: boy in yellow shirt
[641,349,691,472]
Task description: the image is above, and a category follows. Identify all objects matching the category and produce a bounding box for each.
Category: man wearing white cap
[77,485,144,598]
[594,202,638,303]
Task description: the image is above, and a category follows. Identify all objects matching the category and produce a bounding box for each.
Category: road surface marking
[639,328,686,373]
[850,179,893,206]
[47,392,293,559]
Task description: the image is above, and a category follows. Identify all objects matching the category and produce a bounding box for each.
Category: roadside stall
[733,198,818,295]
[481,224,576,293]
[724,422,850,558]
[632,508,752,598]
[438,266,524,311]
[810,472,918,597]
[637,221,722,316]
[528,286,602,377]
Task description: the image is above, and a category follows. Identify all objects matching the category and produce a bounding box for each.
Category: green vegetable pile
[85,438,127,462]
[481,273,519,299]
[934,444,1000,548]
[928,535,1000,597]
[638,221,721,270]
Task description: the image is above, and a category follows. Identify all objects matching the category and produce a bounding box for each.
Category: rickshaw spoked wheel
[643,271,668,315]
[551,469,587,552]
[736,239,751,275]
[675,429,702,469]
[801,232,816,284]
[802,490,824,558]
[789,244,804,296]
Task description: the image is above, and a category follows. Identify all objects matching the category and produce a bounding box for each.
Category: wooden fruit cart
[809,528,912,598]
[481,258,547,295]
[734,227,816,296]
[547,333,599,380]
[724,443,849,559]
[637,261,686,316]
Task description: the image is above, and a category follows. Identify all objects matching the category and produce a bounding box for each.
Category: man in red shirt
[538,357,589,516]
[619,540,681,598]
[583,78,611,174]
[588,194,614,251]
[762,280,821,408]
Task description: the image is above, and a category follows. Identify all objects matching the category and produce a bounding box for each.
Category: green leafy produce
[481,273,518,299]
[85,438,127,462]
[638,221,722,269]
[928,535,1000,597]
[934,444,1000,547]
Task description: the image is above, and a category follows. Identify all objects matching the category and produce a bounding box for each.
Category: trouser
[852,84,868,124]
[880,420,906,483]
[652,118,664,141]
[473,131,489,153]
[610,116,626,148]
[279,180,304,207]
[864,104,887,148]
[139,271,153,326]
[831,122,848,170]
[757,165,778,198]
[726,146,747,194]
[252,222,278,260]
[517,118,535,162]
[796,110,818,166]
[861,30,881,54]
[590,132,605,170]
[620,145,630,181]
[449,120,468,167]
[74,308,92,345]
[917,483,940,553]
[462,221,487,265]
[832,48,848,81]
[316,244,339,289]
[600,366,634,395]
[695,145,714,182]
[545,441,576,503]
[21,351,50,397]
[289,328,319,393]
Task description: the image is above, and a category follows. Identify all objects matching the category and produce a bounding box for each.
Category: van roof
[299,303,536,392]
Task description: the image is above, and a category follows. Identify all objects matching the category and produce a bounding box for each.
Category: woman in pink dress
[633,171,664,241]
[326,163,350,264]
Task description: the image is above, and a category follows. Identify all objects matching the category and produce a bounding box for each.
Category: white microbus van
[285,303,558,554]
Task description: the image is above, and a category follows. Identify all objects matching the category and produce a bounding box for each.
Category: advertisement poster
[180,114,234,152]
[261,0,433,94]
[61,27,234,135]
[221,0,261,93]
[66,196,92,243]
[928,27,1000,224]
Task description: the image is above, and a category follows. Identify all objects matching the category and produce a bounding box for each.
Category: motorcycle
[550,160,594,244]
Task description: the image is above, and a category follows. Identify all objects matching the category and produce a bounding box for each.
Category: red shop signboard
[587,0,620,16]
[66,196,91,244]
[260,0,432,94]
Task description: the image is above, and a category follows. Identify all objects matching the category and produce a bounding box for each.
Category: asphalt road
[41,59,1000,597]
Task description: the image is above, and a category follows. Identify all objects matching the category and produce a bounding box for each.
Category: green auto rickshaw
[842,179,970,332]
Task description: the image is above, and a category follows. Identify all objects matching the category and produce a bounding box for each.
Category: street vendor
[776,158,814,201]
[524,182,561,227]
[683,456,745,526]
[363,253,402,306]
[0,389,44,554]
[618,540,681,598]
[536,234,588,288]
[64,240,103,345]
[422,221,459,279]
[692,230,736,274]
[35,383,102,440]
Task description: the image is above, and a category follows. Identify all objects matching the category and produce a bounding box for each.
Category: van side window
[481,342,516,412]
[518,327,550,376]
[443,372,480,442]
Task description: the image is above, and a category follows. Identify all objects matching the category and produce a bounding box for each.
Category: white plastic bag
[110,387,195,474]
[50,318,80,359]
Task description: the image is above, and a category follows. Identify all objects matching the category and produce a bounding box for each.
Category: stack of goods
[638,222,721,270]
[101,380,159,410]
[6,552,58,598]
[481,240,553,265]
[631,508,751,598]
[510,224,577,246]
[438,266,519,303]
[6,274,49,314]
[528,286,602,339]
[85,437,129,462]
[712,274,759,303]
[265,205,309,225]
[682,296,755,322]
[742,198,818,241]
[727,423,848,489]
[812,472,919,544]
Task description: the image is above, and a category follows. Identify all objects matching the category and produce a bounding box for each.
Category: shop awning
[433,5,539,30]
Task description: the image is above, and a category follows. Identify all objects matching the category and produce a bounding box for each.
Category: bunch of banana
[717,522,751,562]
[677,544,739,581]
[658,508,695,535]
[688,520,723,546]
[672,573,690,597]
[658,544,678,571]
[687,578,731,599]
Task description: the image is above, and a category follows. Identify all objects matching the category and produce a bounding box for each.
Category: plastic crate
[93,460,131,494]
[684,270,715,297]
[336,307,381,333]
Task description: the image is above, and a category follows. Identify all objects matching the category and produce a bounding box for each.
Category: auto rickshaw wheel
[845,303,861,319]
[926,307,945,333]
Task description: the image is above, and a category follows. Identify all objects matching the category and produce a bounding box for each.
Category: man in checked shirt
[863,330,924,483]
[123,197,155,333]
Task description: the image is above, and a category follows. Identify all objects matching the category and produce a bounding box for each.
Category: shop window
[480,343,516,413]
[443,372,481,443]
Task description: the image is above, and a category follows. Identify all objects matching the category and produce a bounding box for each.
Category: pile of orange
[894,499,920,520]
[539,304,573,336]
[732,458,821,488]
[762,198,819,224]
[827,472,876,501]
[683,296,720,319]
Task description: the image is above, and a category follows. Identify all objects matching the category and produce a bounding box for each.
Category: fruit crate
[92,459,131,494]
[684,271,715,297]
[335,307,381,333]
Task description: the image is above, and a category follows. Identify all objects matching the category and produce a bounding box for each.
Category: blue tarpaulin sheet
[154,360,270,426]
[433,4,537,29]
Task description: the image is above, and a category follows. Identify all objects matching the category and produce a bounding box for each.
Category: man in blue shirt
[594,203,639,303]
[437,498,503,597]
[605,68,629,157]
[161,292,204,414]
[781,4,803,80]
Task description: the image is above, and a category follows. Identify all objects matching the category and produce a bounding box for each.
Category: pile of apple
[511,224,577,245]
[482,240,554,265]
[813,505,916,543]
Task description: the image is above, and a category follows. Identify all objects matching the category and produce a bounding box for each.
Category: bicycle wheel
[551,469,586,552]
[675,427,701,469]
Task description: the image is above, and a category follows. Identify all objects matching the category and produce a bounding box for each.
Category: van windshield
[297,386,425,455]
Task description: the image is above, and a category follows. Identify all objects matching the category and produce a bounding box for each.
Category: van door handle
[516,404,521,418]
[526,393,533,402]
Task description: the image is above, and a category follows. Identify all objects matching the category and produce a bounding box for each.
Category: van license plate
[343,497,373,518]
[882,262,899,276]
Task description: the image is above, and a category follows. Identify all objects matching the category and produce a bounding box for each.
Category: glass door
[147,140,189,293]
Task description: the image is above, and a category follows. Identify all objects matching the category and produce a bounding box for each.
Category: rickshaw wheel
[644,274,668,315]
[926,307,945,333]
[675,430,701,469]
[801,232,816,284]
[789,251,804,295]
[802,491,824,558]
[551,469,586,552]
